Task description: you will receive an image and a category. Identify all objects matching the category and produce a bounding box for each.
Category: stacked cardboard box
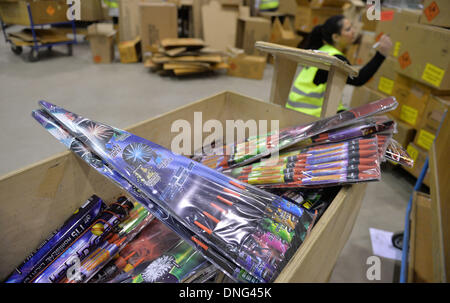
[139,2,178,54]
[144,38,228,76]
[87,23,117,64]
[294,1,347,33]
[226,48,267,80]
[374,7,422,59]
[235,16,271,56]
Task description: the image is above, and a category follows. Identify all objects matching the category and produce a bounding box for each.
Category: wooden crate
[0,42,366,282]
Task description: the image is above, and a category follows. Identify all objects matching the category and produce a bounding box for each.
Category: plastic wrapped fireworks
[384,138,414,168]
[90,219,208,283]
[193,97,398,171]
[60,201,154,283]
[226,136,382,188]
[4,195,106,283]
[32,101,314,283]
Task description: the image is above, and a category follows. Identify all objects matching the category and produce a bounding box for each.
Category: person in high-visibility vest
[103,0,119,18]
[287,15,393,117]
[258,0,279,12]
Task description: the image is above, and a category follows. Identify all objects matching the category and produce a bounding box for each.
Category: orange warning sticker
[398,51,412,69]
[380,10,395,21]
[94,56,102,63]
[46,5,55,16]
[424,1,440,22]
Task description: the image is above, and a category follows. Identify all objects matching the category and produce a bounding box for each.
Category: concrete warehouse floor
[0,32,415,283]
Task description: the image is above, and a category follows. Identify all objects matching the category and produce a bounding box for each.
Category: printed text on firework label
[178,287,272,300]
[421,63,445,88]
[400,105,418,126]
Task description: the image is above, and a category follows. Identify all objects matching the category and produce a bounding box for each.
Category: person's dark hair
[298,15,346,50]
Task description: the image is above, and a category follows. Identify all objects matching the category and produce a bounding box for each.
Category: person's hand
[377,34,393,57]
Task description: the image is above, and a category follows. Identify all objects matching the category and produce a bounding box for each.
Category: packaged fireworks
[61,201,154,283]
[4,195,105,283]
[32,109,243,282]
[227,136,382,188]
[130,240,208,283]
[32,197,134,283]
[32,101,315,282]
[90,219,183,283]
[194,97,398,171]
[384,138,414,168]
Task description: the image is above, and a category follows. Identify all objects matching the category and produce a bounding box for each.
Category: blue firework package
[4,195,105,283]
[32,101,314,282]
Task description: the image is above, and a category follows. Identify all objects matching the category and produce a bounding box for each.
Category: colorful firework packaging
[4,195,105,283]
[384,139,414,168]
[194,97,398,171]
[32,101,314,282]
[131,240,207,283]
[90,219,184,283]
[61,201,154,283]
[31,196,134,283]
[32,109,245,283]
[226,136,382,188]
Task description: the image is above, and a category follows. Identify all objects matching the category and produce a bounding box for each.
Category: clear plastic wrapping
[384,138,414,168]
[226,136,382,188]
[194,97,398,171]
[32,101,315,283]
[90,219,208,283]
[62,201,155,283]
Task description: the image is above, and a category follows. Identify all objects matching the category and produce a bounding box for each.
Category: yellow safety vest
[287,44,347,117]
[103,0,118,8]
[259,0,279,11]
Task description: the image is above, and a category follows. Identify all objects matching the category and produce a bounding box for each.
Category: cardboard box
[139,2,178,53]
[420,0,450,28]
[419,95,450,132]
[0,91,367,283]
[270,17,303,48]
[361,5,377,32]
[236,17,271,56]
[405,142,430,186]
[366,56,397,95]
[389,116,416,148]
[350,85,387,108]
[391,74,433,128]
[227,53,267,80]
[202,0,239,52]
[374,7,421,58]
[353,31,375,66]
[79,0,104,21]
[414,126,437,151]
[310,0,348,8]
[87,23,117,64]
[294,5,344,33]
[395,23,450,91]
[119,36,142,63]
[408,191,433,283]
[0,0,69,25]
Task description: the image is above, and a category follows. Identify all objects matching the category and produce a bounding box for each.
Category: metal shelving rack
[0,2,77,62]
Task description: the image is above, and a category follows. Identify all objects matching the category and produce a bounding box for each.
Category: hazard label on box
[424,1,440,22]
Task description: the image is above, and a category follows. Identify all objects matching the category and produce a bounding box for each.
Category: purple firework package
[4,195,105,283]
[31,197,134,283]
[32,101,314,282]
